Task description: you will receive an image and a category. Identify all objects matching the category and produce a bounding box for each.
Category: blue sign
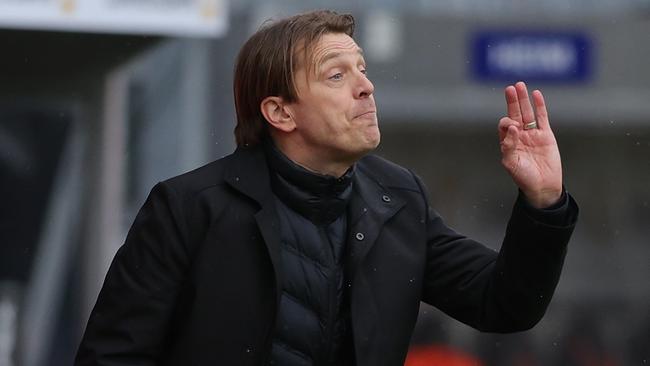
[471,31,593,83]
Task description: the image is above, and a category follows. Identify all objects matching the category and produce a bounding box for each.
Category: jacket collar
[223,146,273,206]
[223,145,406,210]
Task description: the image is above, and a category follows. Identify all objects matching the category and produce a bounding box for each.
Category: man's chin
[355,133,381,158]
[366,128,381,149]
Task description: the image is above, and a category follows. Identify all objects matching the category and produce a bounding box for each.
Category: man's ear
[260,96,296,133]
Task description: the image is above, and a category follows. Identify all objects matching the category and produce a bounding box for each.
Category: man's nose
[356,71,374,99]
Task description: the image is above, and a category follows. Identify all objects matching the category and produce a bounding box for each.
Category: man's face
[285,32,380,164]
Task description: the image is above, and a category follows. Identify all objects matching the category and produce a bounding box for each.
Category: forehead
[298,33,363,75]
[310,33,362,65]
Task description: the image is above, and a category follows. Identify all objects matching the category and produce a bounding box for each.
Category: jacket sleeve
[75,182,191,365]
[415,174,579,333]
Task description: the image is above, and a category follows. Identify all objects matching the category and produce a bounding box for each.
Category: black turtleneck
[264,141,354,225]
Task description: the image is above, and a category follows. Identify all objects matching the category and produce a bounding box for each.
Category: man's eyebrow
[317,48,365,67]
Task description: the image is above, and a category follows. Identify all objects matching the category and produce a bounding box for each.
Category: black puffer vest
[265,143,355,366]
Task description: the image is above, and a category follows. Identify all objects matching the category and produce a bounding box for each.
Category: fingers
[505,86,522,123]
[501,124,519,151]
[498,116,519,142]
[532,89,550,130]
[515,81,535,124]
[504,81,550,132]
[500,125,519,171]
[504,81,536,124]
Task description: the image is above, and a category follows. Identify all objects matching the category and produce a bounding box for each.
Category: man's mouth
[355,110,376,119]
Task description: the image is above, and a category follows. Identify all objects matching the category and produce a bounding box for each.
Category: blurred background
[1,0,649,365]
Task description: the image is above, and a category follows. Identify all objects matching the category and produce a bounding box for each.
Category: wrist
[523,188,563,209]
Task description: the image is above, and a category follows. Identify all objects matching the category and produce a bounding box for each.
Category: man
[75,10,578,366]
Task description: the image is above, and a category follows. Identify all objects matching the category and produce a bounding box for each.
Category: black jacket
[75,146,578,366]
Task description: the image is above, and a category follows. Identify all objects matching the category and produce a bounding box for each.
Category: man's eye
[360,68,367,75]
[329,73,343,81]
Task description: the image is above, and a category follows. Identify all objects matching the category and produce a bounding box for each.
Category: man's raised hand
[498,81,563,209]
